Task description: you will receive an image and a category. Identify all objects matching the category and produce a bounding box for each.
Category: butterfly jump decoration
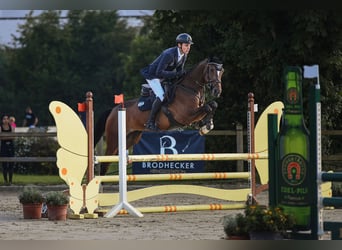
[49,101,101,215]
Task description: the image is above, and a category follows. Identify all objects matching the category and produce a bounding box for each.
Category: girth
[161,106,185,129]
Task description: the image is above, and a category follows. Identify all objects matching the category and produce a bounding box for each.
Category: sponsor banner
[132,130,205,174]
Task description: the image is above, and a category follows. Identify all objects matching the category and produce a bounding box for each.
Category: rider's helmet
[176,33,194,45]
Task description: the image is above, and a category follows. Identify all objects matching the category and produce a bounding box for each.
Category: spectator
[0,114,15,185]
[22,106,38,128]
[9,116,16,129]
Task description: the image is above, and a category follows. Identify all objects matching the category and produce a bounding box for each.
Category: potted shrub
[222,204,296,240]
[18,186,45,219]
[244,204,296,240]
[45,191,69,221]
[222,212,250,240]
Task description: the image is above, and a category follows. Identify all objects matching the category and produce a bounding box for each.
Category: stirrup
[145,122,159,131]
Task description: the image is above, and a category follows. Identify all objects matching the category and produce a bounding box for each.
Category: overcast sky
[0,10,154,46]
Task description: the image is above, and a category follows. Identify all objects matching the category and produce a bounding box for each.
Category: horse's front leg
[198,101,218,135]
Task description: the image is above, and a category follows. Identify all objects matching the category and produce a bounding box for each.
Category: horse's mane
[186,58,209,74]
[185,56,222,75]
[170,56,223,85]
[208,56,222,64]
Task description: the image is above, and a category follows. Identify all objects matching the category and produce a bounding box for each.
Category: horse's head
[204,57,224,98]
[180,57,224,99]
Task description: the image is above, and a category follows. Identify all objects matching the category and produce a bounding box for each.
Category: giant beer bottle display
[277,66,311,230]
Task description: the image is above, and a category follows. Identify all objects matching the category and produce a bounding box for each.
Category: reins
[177,83,205,104]
[160,58,223,129]
[175,61,220,103]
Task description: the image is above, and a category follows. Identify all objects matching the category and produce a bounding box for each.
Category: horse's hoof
[199,121,214,135]
[144,124,159,132]
[204,105,212,113]
[206,121,214,130]
[209,100,218,109]
[145,128,159,132]
[199,126,209,135]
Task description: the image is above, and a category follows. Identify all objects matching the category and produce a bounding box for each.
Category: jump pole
[112,203,246,214]
[86,91,94,183]
[306,65,342,239]
[96,152,267,163]
[104,104,143,218]
[307,65,324,239]
[247,92,256,201]
[98,172,250,182]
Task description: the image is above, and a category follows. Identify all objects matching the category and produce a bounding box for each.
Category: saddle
[137,80,176,111]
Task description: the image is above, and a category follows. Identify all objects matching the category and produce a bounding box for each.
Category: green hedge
[14,136,59,175]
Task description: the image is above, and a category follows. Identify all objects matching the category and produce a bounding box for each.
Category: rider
[140,33,194,131]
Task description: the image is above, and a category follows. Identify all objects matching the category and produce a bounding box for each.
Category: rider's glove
[176,70,186,78]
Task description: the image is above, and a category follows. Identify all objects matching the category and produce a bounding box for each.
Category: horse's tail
[94,108,112,146]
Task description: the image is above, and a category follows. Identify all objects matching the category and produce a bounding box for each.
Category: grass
[0,173,65,186]
[0,162,123,186]
[332,182,342,196]
[0,155,121,186]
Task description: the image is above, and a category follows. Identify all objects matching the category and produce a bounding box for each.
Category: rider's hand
[176,70,186,78]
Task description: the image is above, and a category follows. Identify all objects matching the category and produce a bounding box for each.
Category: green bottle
[277,66,311,230]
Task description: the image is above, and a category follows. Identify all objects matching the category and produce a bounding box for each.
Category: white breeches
[146,79,165,101]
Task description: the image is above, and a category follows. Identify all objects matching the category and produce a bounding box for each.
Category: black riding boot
[145,97,162,131]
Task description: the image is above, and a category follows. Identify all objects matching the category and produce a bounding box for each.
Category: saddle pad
[137,95,155,111]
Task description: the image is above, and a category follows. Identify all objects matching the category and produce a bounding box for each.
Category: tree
[64,10,137,115]
[148,10,342,130]
[122,34,163,99]
[0,46,16,115]
[144,10,342,167]
[2,10,342,161]
[5,10,137,125]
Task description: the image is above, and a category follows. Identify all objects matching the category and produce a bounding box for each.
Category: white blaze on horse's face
[208,62,223,98]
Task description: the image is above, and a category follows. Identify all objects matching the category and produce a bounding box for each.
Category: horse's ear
[209,56,222,64]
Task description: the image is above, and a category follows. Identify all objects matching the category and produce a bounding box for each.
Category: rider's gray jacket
[140,46,186,80]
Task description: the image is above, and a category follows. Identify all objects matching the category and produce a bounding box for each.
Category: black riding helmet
[176,33,194,45]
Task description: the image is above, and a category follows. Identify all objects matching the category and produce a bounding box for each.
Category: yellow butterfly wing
[49,101,88,184]
[85,177,101,214]
[67,176,84,215]
[254,101,284,185]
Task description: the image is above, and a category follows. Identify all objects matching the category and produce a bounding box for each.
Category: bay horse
[94,57,224,175]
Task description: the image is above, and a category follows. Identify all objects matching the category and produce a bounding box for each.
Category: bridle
[161,59,224,128]
[205,62,224,90]
[179,61,223,88]
[176,61,224,104]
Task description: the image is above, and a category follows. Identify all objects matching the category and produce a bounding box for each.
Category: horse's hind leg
[99,131,142,175]
[99,143,118,175]
[99,134,119,175]
[98,110,119,175]
[99,163,109,176]
[127,131,143,149]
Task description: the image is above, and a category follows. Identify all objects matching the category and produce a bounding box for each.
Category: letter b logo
[160,135,178,154]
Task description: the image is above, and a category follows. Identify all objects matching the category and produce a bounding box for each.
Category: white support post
[304,65,324,239]
[104,108,143,218]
